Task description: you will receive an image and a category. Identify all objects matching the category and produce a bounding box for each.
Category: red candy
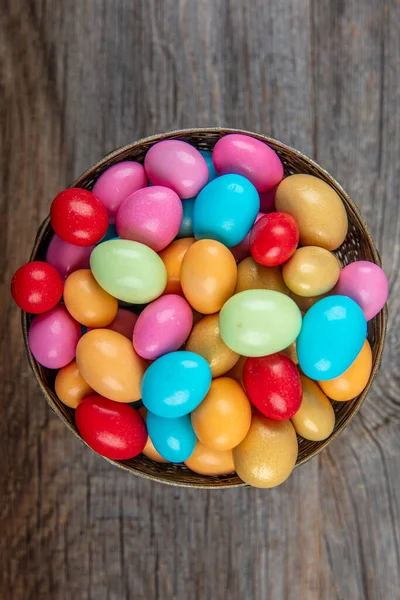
[50,188,108,246]
[75,395,147,460]
[243,354,302,420]
[250,212,299,267]
[11,261,63,313]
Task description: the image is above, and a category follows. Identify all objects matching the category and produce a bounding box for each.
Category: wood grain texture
[0,1,399,599]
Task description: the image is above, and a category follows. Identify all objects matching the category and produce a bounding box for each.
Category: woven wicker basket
[22,127,387,488]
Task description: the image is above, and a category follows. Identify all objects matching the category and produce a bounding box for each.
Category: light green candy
[219,290,302,357]
[90,239,167,304]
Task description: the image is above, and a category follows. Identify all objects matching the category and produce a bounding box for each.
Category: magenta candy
[116,186,183,252]
[335,260,388,321]
[231,212,264,262]
[212,134,283,193]
[133,294,193,360]
[88,308,138,339]
[259,185,277,213]
[144,140,209,199]
[46,234,94,281]
[28,304,81,368]
[92,161,147,223]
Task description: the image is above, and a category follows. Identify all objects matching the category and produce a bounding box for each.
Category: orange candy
[319,339,372,401]
[76,329,147,403]
[180,240,237,314]
[191,377,251,451]
[64,269,118,327]
[159,237,195,295]
[185,441,235,476]
[139,407,169,463]
[54,359,93,408]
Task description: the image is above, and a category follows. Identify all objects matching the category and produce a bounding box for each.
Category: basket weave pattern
[22,128,387,488]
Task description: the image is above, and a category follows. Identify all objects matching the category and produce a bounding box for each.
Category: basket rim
[21,127,388,489]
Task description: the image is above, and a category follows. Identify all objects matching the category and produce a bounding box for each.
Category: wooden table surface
[1,1,400,598]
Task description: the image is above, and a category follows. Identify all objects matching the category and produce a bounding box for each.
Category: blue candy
[146,412,196,462]
[193,174,259,247]
[176,198,195,238]
[141,351,212,418]
[97,223,118,244]
[200,150,218,182]
[297,295,367,380]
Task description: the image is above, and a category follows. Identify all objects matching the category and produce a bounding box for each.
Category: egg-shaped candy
[92,161,147,223]
[291,375,335,441]
[146,412,196,462]
[90,239,167,303]
[297,295,367,380]
[28,304,81,369]
[50,188,108,246]
[145,140,208,199]
[181,240,237,314]
[185,442,235,476]
[138,407,169,463]
[289,291,330,313]
[275,174,348,251]
[250,213,299,267]
[319,339,372,401]
[116,186,183,252]
[159,237,195,295]
[199,150,218,182]
[141,351,211,418]
[76,395,147,460]
[193,174,260,247]
[212,134,283,192]
[185,314,239,378]
[191,377,251,451]
[230,213,263,262]
[97,308,138,339]
[133,295,193,360]
[46,234,95,281]
[76,329,146,402]
[259,185,277,213]
[55,359,94,408]
[244,354,302,420]
[225,355,247,387]
[176,198,195,238]
[64,269,118,327]
[235,257,289,295]
[219,290,302,357]
[282,247,341,297]
[334,261,388,321]
[233,415,298,488]
[11,261,63,314]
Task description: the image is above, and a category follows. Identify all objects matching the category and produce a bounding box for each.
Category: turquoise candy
[177,198,195,238]
[90,239,167,303]
[297,295,367,380]
[193,174,260,247]
[98,223,118,244]
[146,412,196,462]
[200,150,218,182]
[141,351,212,418]
[219,290,302,357]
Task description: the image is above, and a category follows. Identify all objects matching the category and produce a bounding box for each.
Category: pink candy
[88,308,138,339]
[28,304,81,369]
[212,134,283,193]
[46,234,94,281]
[231,212,264,262]
[116,186,183,252]
[92,161,147,223]
[133,295,193,360]
[144,140,209,199]
[335,261,388,321]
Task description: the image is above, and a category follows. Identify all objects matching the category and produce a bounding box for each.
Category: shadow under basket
[22,127,388,488]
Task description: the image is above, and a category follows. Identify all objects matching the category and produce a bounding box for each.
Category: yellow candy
[291,375,335,441]
[185,314,239,378]
[235,257,289,294]
[282,247,340,297]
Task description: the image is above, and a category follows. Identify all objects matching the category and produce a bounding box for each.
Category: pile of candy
[11,134,389,488]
